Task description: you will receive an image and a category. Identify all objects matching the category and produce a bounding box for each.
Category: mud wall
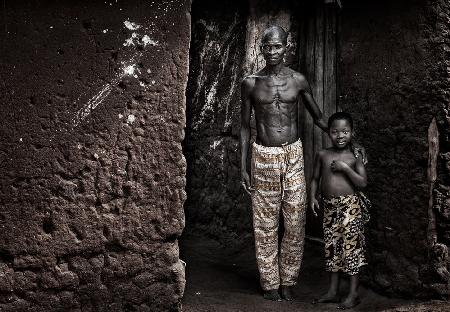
[183,0,251,244]
[0,1,190,311]
[339,0,450,297]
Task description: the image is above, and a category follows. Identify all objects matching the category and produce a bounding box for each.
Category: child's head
[328,112,353,149]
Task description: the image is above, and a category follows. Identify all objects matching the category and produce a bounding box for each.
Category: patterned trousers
[323,194,367,275]
[251,139,306,291]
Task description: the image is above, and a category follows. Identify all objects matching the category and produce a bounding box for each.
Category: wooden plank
[313,2,324,158]
[427,118,439,245]
[323,4,337,148]
[303,3,316,194]
[309,2,325,239]
[298,8,307,142]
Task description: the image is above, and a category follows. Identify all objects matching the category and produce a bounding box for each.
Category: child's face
[329,119,352,149]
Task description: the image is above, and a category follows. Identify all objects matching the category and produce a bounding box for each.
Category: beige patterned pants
[251,139,306,291]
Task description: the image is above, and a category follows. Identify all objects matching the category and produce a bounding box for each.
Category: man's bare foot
[312,291,341,304]
[263,289,281,301]
[280,285,293,301]
[336,295,360,309]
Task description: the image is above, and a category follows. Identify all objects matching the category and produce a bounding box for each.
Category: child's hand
[310,198,320,217]
[330,160,348,172]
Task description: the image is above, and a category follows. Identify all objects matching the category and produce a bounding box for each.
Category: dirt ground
[180,234,449,312]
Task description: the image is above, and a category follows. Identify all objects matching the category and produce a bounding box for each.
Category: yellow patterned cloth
[323,194,368,275]
[251,139,306,290]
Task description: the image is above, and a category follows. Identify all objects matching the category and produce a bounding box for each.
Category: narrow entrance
[181,0,338,251]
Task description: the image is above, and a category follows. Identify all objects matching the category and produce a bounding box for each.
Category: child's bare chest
[322,152,356,171]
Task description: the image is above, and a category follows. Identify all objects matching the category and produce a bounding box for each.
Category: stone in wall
[0,0,190,310]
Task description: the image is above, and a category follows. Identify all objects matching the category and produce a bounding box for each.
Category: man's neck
[264,63,285,76]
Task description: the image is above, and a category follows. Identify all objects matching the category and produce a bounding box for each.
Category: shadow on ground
[180,234,449,312]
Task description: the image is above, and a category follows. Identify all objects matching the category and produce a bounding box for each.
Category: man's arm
[240,76,254,195]
[295,73,328,132]
[309,151,322,216]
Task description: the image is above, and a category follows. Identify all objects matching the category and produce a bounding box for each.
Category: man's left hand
[352,142,368,165]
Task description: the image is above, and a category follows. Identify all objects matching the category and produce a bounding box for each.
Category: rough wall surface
[340,0,449,297]
[184,0,251,244]
[428,0,450,298]
[0,1,190,311]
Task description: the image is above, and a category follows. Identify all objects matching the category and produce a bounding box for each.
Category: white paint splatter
[77,144,82,149]
[118,113,123,119]
[211,139,222,150]
[123,64,138,76]
[93,153,99,159]
[127,114,136,124]
[72,83,114,127]
[124,32,158,47]
[124,20,141,30]
[142,35,158,46]
[151,80,156,84]
[19,138,23,142]
[72,19,161,127]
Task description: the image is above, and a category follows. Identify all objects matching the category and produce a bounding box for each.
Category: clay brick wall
[0,1,190,311]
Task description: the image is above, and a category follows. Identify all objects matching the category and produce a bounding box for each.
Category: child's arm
[309,151,322,217]
[331,153,367,188]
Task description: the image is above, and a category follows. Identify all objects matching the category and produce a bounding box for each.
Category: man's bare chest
[252,77,299,105]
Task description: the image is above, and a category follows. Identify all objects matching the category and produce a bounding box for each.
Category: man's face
[261,34,286,66]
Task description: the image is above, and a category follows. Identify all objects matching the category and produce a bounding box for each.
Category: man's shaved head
[261,25,288,45]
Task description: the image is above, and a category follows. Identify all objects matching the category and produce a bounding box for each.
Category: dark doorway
[181,0,340,249]
[178,1,426,311]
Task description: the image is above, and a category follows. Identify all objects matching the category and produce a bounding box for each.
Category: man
[240,25,328,301]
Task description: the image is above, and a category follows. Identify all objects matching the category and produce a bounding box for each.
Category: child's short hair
[328,112,353,130]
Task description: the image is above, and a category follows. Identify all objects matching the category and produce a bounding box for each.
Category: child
[310,112,369,310]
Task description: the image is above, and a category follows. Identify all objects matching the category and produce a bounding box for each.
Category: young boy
[310,112,368,309]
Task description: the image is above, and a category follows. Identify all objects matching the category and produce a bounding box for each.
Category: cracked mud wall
[0,0,190,311]
[339,0,450,297]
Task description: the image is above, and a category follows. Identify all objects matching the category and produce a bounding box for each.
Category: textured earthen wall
[0,1,190,311]
[340,0,449,297]
[184,0,251,244]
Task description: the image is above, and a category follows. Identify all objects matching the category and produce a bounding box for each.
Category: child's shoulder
[317,148,334,159]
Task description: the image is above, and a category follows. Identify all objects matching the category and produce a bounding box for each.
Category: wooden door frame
[298,1,340,239]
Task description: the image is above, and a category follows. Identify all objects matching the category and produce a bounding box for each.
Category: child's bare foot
[280,285,293,301]
[336,295,360,309]
[312,291,341,304]
[263,289,281,301]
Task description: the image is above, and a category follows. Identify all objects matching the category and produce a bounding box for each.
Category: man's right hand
[310,198,319,217]
[241,171,253,195]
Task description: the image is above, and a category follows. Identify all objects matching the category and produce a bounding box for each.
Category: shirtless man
[240,25,328,301]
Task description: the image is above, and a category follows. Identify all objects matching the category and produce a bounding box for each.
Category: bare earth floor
[180,234,449,312]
